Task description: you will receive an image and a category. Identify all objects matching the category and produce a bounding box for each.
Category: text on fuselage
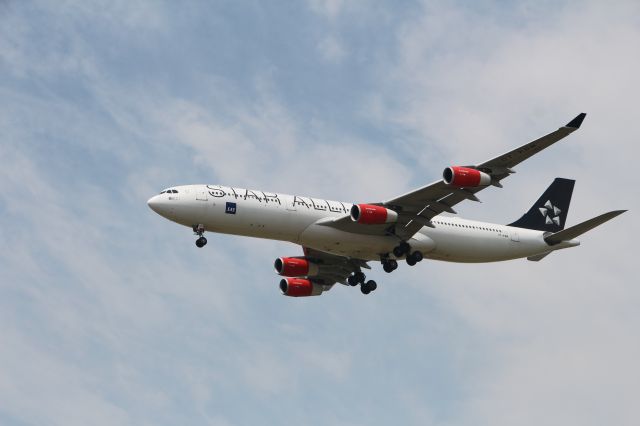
[206,185,348,213]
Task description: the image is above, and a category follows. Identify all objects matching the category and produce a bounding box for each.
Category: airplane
[147,113,626,297]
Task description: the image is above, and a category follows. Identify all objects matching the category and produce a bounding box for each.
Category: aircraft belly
[426,229,549,263]
[299,224,436,260]
[299,224,392,258]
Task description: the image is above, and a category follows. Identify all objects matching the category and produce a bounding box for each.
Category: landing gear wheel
[347,275,358,286]
[193,224,206,248]
[354,271,366,284]
[406,254,417,266]
[393,241,411,257]
[383,259,398,273]
[360,280,378,294]
[361,280,377,294]
[412,251,423,262]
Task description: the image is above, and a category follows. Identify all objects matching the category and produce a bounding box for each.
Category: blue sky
[1,1,639,425]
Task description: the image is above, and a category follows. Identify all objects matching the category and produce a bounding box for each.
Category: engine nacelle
[274,257,319,277]
[279,278,324,297]
[443,166,491,187]
[350,204,398,225]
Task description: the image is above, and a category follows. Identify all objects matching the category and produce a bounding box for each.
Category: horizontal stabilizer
[544,210,626,245]
[527,252,552,261]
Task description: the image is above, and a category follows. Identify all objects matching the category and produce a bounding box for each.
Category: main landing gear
[193,224,207,248]
[391,241,423,267]
[382,258,398,273]
[347,271,377,295]
[405,250,423,266]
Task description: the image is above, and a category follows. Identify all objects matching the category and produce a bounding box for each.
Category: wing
[303,247,369,288]
[321,113,587,240]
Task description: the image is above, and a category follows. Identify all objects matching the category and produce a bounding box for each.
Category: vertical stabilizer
[508,178,575,232]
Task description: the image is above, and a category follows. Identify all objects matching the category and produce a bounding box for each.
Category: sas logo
[225,202,237,214]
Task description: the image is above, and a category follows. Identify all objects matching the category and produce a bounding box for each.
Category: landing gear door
[196,188,208,201]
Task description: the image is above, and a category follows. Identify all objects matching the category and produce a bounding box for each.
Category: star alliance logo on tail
[539,200,561,226]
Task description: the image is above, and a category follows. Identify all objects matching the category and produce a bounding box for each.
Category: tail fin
[508,178,575,232]
[544,210,626,245]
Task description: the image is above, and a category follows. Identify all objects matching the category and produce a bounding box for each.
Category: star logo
[539,200,562,226]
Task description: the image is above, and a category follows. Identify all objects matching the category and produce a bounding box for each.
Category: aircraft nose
[147,195,163,214]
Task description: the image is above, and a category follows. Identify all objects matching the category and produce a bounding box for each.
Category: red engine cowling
[279,278,324,297]
[274,257,319,277]
[350,204,398,224]
[443,166,491,187]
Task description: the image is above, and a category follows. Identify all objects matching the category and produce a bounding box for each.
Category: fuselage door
[510,229,520,242]
[196,187,208,201]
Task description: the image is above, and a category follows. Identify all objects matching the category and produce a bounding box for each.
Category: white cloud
[317,35,347,63]
[308,0,345,20]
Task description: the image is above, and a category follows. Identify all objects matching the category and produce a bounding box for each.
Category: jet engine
[443,166,491,187]
[279,278,324,297]
[274,257,319,277]
[350,204,398,224]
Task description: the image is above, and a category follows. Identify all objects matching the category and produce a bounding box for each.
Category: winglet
[565,112,587,129]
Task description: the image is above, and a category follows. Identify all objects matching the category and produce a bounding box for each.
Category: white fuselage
[147,185,579,262]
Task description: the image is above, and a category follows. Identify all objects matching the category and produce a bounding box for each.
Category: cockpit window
[171,189,178,193]
[160,190,166,194]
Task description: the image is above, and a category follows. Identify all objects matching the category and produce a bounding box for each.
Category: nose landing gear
[193,224,207,248]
